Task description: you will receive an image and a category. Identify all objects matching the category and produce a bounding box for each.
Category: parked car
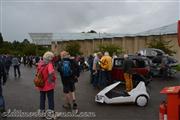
[111,56,151,82]
[138,48,165,58]
[150,55,178,78]
[150,63,177,77]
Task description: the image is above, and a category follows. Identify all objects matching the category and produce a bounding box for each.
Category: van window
[135,59,146,68]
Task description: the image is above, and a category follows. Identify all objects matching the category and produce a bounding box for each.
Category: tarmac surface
[2,65,180,120]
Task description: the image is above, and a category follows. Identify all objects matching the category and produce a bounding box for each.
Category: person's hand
[93,70,97,75]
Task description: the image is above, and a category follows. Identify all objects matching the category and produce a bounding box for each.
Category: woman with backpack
[35,51,56,112]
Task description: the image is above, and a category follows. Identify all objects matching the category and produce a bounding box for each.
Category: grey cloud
[0,0,179,41]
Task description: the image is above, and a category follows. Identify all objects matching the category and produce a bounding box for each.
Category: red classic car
[111,56,151,81]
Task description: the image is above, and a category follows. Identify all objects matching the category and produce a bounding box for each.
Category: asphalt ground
[2,65,180,120]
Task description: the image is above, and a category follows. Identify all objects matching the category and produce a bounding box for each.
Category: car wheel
[135,95,148,107]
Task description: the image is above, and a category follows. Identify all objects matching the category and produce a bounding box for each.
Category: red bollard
[159,101,167,120]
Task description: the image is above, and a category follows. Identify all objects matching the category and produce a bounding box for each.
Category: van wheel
[135,95,148,107]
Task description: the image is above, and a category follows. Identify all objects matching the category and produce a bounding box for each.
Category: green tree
[97,44,123,56]
[147,37,176,56]
[65,42,82,56]
[0,41,13,54]
[36,45,50,56]
[0,38,48,56]
[87,30,97,33]
[0,33,3,45]
[22,39,30,44]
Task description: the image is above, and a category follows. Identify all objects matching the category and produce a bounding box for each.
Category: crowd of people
[0,50,171,119]
[0,55,43,77]
[88,52,112,89]
[87,52,134,92]
[0,51,81,118]
[0,51,117,116]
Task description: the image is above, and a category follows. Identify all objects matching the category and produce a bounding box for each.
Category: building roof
[29,33,128,45]
[52,33,119,41]
[29,33,53,45]
[137,22,177,36]
[29,22,178,45]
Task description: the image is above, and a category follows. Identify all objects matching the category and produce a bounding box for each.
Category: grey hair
[124,54,128,58]
[43,51,54,61]
[104,52,109,56]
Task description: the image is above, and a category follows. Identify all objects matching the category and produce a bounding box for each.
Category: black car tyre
[135,95,148,107]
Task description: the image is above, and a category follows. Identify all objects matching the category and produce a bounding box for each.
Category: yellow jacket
[100,55,112,71]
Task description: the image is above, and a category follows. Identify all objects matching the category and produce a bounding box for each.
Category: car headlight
[96,95,104,101]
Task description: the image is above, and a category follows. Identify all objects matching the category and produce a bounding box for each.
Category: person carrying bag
[35,51,56,113]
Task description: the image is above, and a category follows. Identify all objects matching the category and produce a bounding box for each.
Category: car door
[132,59,149,77]
[111,58,125,81]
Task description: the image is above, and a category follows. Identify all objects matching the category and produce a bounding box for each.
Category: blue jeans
[0,82,2,97]
[40,89,54,110]
[89,67,93,83]
[92,71,100,88]
[0,82,5,110]
[99,70,112,89]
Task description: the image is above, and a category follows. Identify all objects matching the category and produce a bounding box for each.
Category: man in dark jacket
[57,51,80,113]
[12,56,21,77]
[122,54,134,92]
[4,55,12,76]
[87,55,94,83]
[0,55,7,112]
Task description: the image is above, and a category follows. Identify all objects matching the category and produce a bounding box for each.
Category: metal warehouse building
[29,22,180,61]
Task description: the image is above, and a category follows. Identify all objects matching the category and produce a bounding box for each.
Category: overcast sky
[0,0,179,42]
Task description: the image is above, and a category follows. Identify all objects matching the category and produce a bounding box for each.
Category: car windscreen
[113,58,148,68]
[114,59,124,67]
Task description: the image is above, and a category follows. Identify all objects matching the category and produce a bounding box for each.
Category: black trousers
[13,65,21,77]
[40,89,54,110]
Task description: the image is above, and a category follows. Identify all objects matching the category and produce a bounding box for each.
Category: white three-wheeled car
[95,76,150,107]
